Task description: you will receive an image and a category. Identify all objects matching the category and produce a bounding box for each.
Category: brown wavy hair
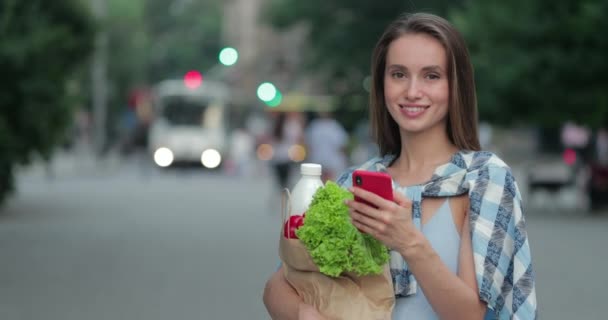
[370,12,481,156]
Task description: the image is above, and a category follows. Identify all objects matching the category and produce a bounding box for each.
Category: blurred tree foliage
[264,1,463,130]
[266,0,608,130]
[106,0,223,84]
[0,0,94,205]
[143,0,223,81]
[453,0,608,128]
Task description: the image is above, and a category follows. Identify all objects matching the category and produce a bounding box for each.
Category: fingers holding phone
[346,170,415,250]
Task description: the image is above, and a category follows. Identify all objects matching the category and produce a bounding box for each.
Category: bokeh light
[257,82,277,102]
[265,91,283,107]
[183,70,203,89]
[256,144,274,161]
[563,148,577,165]
[219,47,238,66]
[201,149,222,168]
[154,147,174,167]
[288,144,306,162]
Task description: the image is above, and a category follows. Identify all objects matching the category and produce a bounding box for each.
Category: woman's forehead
[385,33,447,69]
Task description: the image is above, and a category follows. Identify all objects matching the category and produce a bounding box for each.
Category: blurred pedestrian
[264,12,536,320]
[350,120,379,165]
[228,127,255,177]
[270,112,304,189]
[304,111,348,182]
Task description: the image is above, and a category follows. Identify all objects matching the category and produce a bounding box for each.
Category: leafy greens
[295,181,390,277]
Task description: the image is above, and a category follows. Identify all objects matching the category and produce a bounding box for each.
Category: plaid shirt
[336,151,537,319]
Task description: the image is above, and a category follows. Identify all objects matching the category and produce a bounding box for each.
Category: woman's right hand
[298,303,326,320]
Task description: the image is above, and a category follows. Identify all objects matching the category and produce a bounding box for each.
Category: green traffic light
[219,47,238,66]
[265,91,283,107]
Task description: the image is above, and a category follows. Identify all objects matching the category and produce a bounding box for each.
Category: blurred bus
[148,79,230,169]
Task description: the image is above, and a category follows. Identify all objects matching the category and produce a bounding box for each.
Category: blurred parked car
[526,149,591,212]
[526,126,591,212]
[527,151,576,193]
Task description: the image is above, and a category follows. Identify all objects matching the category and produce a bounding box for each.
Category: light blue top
[337,152,537,319]
[392,185,461,320]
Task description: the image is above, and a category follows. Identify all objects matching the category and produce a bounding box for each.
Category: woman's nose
[405,79,422,100]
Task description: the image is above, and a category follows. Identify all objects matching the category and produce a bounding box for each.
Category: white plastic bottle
[289,163,324,217]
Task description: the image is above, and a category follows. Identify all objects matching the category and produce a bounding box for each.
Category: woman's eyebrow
[386,64,407,70]
[421,65,444,72]
[386,64,444,72]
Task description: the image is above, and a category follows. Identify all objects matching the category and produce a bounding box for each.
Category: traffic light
[219,47,238,66]
[257,82,282,107]
[183,70,203,89]
[266,91,283,107]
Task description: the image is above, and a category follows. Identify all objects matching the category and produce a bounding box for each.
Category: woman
[263,12,537,320]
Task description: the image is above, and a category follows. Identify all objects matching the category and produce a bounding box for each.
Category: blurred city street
[4,1,608,319]
[0,153,606,320]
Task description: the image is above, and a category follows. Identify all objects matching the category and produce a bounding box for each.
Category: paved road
[1,159,607,319]
[1,165,281,320]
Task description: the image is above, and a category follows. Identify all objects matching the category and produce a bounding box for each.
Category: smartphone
[352,170,394,207]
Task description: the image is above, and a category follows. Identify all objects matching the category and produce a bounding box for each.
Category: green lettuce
[295,181,390,277]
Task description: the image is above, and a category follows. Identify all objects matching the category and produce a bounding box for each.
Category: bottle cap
[300,163,322,176]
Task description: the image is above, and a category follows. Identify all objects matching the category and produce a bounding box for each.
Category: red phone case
[352,170,394,207]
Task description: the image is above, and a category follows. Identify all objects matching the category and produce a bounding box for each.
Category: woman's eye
[391,72,405,79]
[426,73,440,80]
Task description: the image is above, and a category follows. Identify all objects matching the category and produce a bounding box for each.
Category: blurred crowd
[226,110,374,191]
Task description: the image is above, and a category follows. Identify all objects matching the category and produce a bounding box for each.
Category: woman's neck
[392,128,458,175]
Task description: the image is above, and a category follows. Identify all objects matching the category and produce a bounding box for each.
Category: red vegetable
[284,215,304,239]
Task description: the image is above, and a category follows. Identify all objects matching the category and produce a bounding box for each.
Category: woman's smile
[399,104,430,119]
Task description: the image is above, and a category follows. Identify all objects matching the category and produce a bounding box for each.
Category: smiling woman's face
[384,33,449,136]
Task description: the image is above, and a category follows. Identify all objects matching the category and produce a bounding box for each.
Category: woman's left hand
[345,187,417,252]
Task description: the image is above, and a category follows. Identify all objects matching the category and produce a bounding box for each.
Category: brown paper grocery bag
[278,189,395,320]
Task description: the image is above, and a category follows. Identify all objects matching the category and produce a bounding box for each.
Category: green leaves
[452,0,608,127]
[296,181,389,277]
[266,0,607,128]
[141,0,222,81]
[0,0,93,205]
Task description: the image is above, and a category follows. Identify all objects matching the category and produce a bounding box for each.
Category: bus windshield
[161,96,208,126]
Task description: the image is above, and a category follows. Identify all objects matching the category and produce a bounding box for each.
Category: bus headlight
[154,147,174,167]
[201,149,222,168]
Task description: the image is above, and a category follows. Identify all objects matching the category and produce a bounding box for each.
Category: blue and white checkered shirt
[336,151,537,320]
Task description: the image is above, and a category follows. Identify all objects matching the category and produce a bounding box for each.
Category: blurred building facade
[221,0,318,106]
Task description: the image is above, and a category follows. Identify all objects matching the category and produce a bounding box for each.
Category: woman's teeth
[405,107,425,112]
[399,105,428,118]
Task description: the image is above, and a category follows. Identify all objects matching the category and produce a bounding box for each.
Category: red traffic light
[183,70,203,89]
